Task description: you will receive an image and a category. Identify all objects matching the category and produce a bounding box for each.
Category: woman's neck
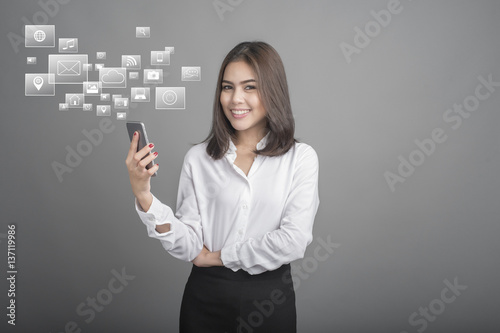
[234,127,268,149]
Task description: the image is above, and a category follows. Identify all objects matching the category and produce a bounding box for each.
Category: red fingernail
[156,163,159,166]
[154,152,158,156]
[133,131,137,136]
[148,144,154,148]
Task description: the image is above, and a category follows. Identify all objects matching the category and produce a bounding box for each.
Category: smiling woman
[125,41,320,333]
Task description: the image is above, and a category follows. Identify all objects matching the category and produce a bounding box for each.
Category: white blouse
[135,134,320,275]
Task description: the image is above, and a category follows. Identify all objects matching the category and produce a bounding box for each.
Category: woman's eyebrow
[222,79,256,85]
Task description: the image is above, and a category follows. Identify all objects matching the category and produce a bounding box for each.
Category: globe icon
[33,30,46,42]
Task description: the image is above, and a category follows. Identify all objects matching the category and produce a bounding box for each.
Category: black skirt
[179,264,296,333]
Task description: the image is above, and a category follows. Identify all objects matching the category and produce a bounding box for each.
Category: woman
[126,41,319,332]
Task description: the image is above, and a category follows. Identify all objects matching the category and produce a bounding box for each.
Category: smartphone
[126,121,157,177]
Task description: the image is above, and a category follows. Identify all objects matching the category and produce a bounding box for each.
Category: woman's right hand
[125,131,159,211]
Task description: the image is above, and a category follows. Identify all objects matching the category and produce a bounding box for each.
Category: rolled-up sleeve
[135,161,203,262]
[221,146,320,275]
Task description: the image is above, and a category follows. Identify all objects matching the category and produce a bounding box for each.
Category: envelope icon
[57,60,81,76]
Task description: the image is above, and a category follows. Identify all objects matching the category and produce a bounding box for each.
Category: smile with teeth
[231,109,251,115]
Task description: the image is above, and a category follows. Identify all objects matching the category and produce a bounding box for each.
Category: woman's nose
[231,88,244,104]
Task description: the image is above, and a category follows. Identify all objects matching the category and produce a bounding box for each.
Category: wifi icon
[121,55,141,69]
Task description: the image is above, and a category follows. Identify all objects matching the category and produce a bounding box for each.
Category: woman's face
[220,61,267,137]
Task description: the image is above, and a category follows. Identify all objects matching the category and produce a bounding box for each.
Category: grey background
[1,0,499,332]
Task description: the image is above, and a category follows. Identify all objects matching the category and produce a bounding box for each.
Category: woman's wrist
[136,192,153,212]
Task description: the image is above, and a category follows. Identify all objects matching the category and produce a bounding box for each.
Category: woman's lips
[231,109,250,119]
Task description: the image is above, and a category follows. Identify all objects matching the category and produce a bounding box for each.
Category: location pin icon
[33,76,43,90]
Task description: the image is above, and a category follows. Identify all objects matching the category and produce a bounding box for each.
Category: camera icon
[143,69,163,84]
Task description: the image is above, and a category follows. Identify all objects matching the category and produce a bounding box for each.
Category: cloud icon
[102,69,125,83]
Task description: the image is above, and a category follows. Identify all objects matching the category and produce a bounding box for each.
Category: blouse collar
[227,132,270,154]
[225,132,270,162]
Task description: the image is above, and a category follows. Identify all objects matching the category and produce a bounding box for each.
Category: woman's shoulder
[183,141,211,164]
[292,141,318,160]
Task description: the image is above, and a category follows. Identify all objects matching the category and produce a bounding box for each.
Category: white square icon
[99,68,127,88]
[59,38,78,53]
[65,93,84,108]
[143,69,163,84]
[116,112,127,120]
[181,67,201,81]
[136,27,150,38]
[25,74,55,96]
[83,81,101,96]
[122,55,141,70]
[96,105,111,116]
[155,87,185,109]
[114,97,129,109]
[48,54,88,84]
[151,51,170,66]
[131,87,150,102]
[25,25,55,47]
[96,52,106,60]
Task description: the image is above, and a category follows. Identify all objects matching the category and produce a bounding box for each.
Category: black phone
[126,121,157,177]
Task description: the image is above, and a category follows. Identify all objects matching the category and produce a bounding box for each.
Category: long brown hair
[204,41,296,159]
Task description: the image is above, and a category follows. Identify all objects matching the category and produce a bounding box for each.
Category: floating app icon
[96,105,111,116]
[59,38,78,53]
[112,94,122,101]
[117,112,127,120]
[131,87,150,102]
[129,72,139,80]
[99,67,126,88]
[48,54,88,84]
[121,55,141,70]
[181,67,201,81]
[143,69,163,84]
[65,93,84,108]
[83,81,101,96]
[100,93,110,101]
[83,103,93,111]
[25,73,55,96]
[96,52,106,60]
[114,97,129,109]
[165,46,175,54]
[94,63,104,71]
[27,57,37,64]
[151,51,170,66]
[136,27,150,38]
[84,63,93,71]
[25,25,55,47]
[59,103,69,111]
[155,87,185,109]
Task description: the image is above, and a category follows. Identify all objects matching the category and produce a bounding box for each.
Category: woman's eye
[245,85,256,90]
[222,85,232,90]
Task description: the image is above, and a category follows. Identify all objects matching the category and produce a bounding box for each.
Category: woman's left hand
[192,245,223,267]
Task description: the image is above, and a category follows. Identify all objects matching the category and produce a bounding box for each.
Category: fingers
[126,131,140,163]
[147,163,160,176]
[137,150,158,170]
